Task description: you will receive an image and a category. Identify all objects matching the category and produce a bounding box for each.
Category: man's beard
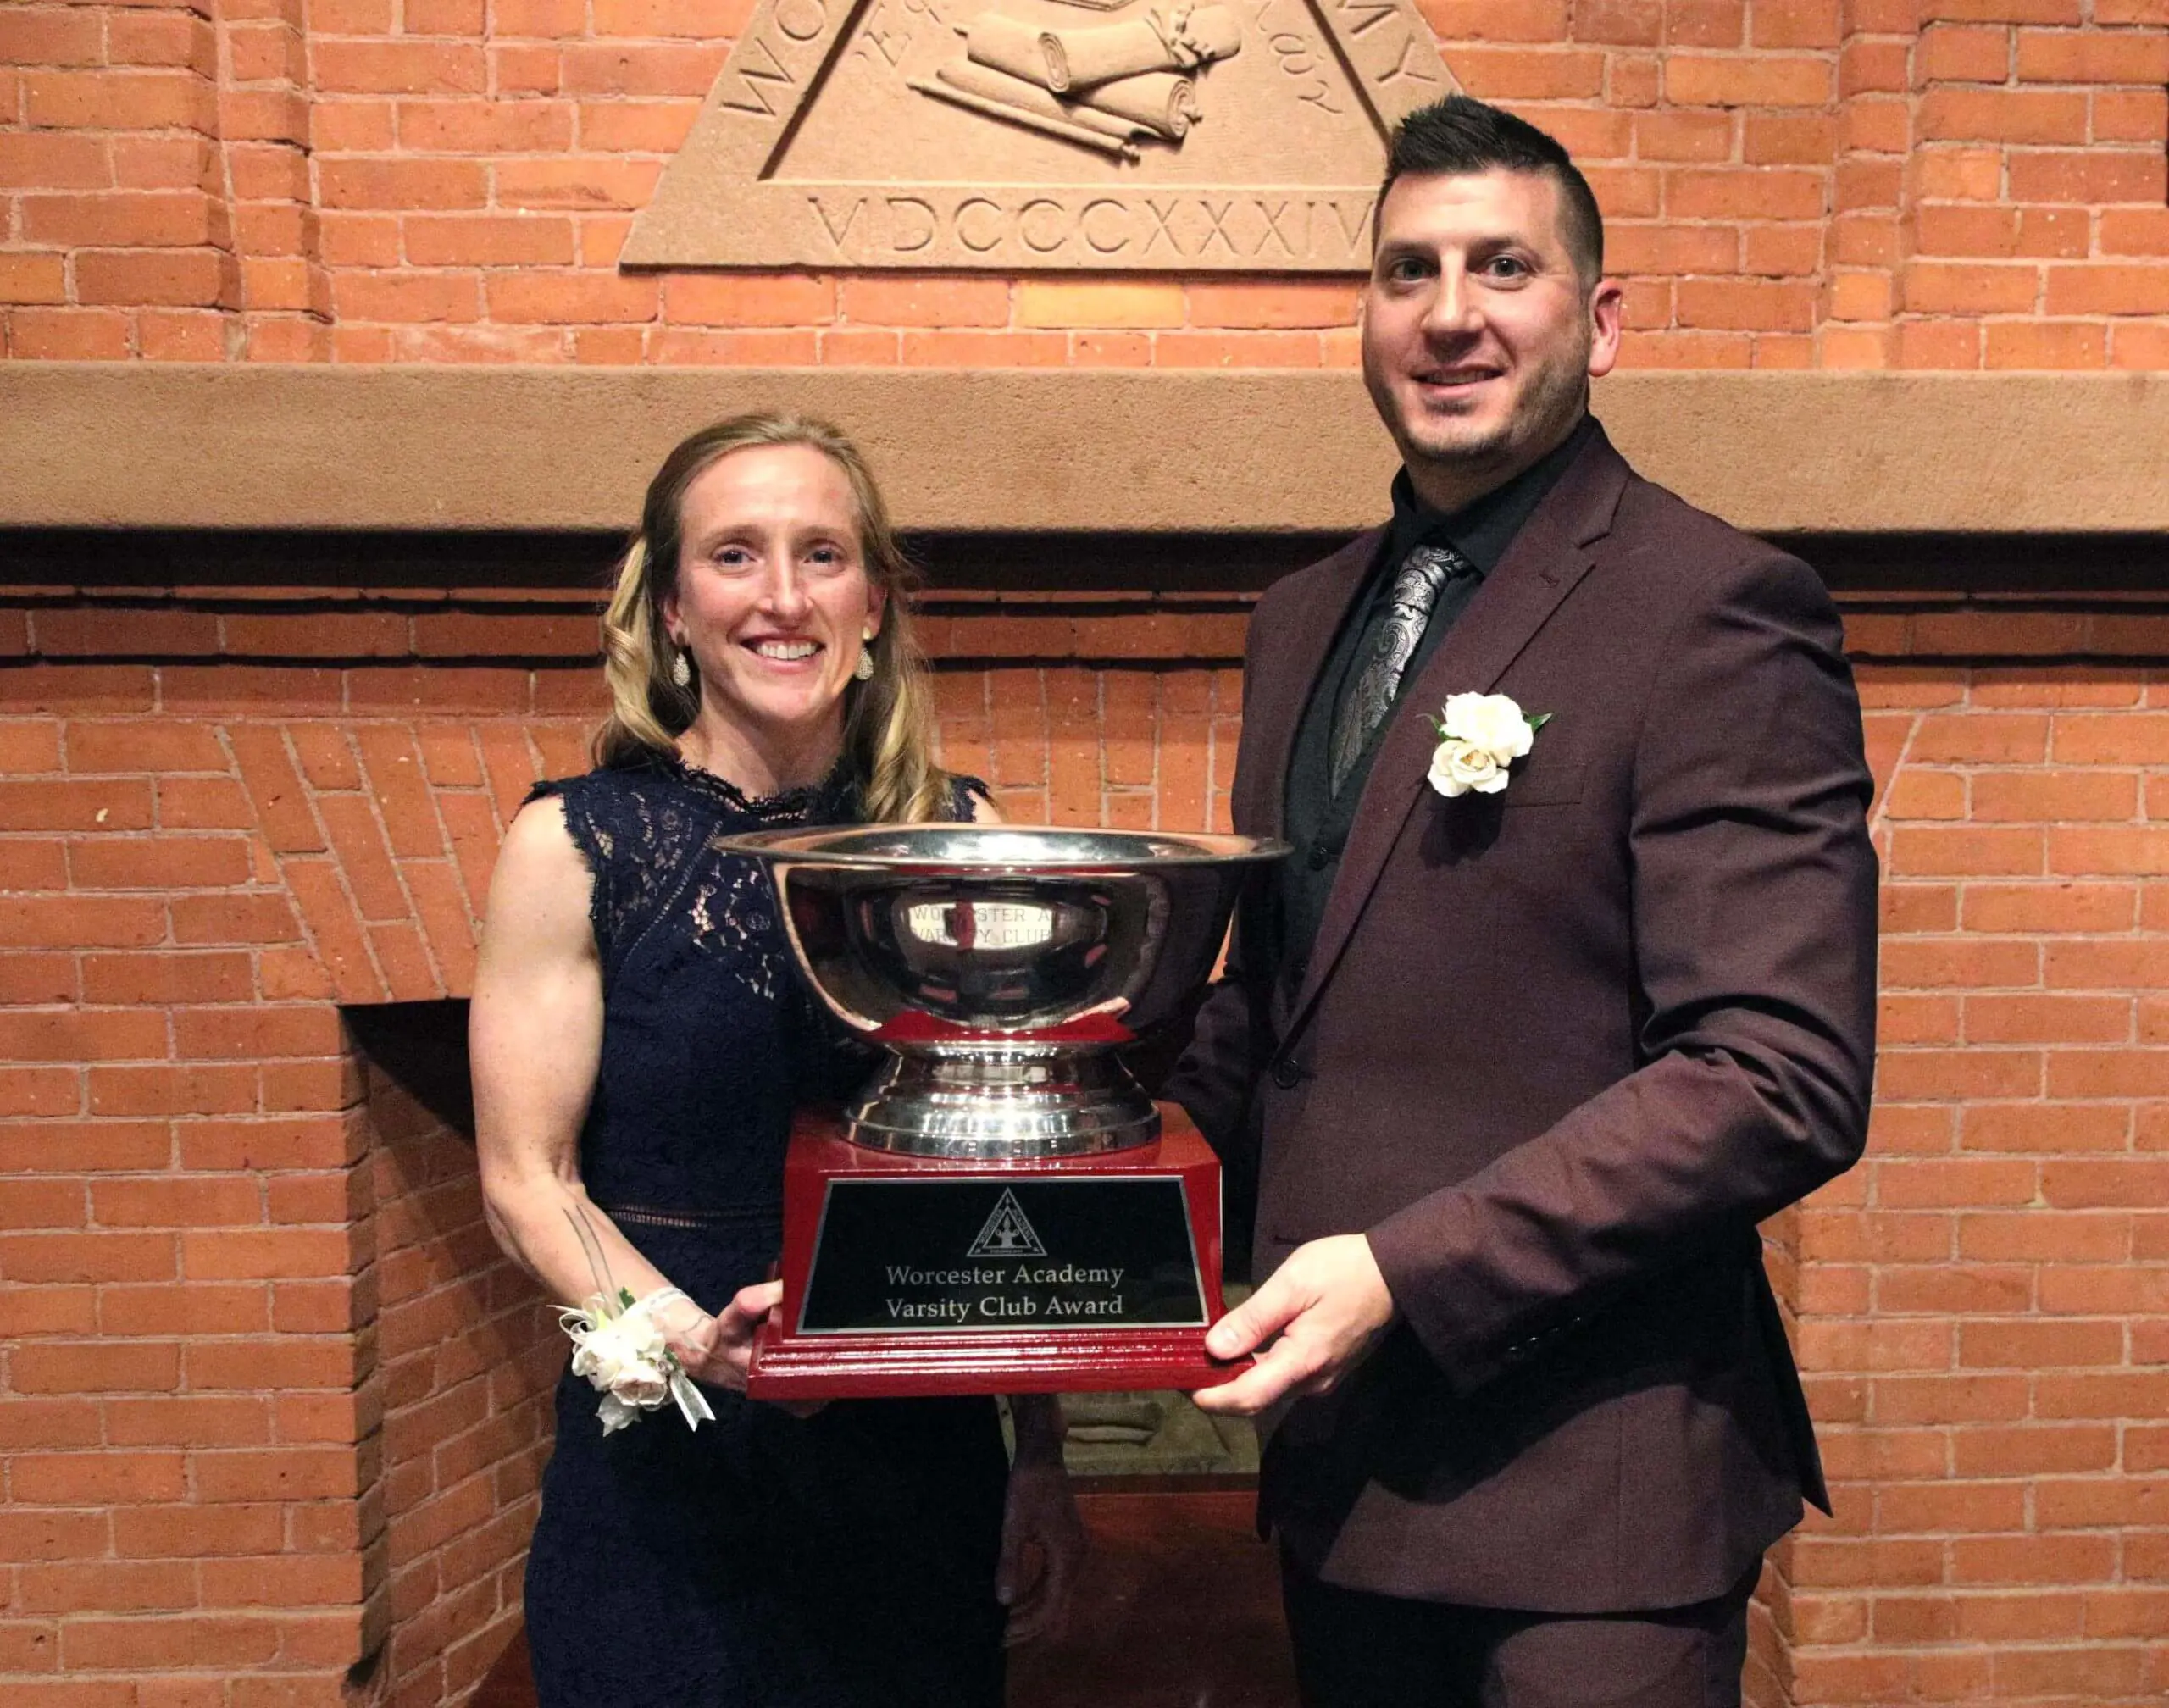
[1367,335,1591,484]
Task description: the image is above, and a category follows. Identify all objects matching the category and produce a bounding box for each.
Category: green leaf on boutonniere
[1528,713,1554,732]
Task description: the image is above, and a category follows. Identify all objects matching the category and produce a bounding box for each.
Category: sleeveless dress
[520,751,1008,1708]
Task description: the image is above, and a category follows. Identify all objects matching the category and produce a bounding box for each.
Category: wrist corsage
[560,1285,716,1435]
[558,1208,717,1436]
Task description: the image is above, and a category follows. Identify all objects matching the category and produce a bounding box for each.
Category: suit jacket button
[1270,1056,1303,1090]
[1306,841,1330,870]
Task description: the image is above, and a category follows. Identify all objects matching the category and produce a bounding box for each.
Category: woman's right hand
[657,1282,784,1392]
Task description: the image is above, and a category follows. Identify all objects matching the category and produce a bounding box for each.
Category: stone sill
[1,366,2162,536]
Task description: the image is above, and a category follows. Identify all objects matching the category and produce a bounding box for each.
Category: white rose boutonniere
[1426,692,1552,799]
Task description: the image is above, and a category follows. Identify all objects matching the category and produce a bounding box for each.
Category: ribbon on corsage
[558,1207,716,1436]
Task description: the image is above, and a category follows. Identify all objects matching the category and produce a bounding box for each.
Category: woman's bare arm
[471,797,775,1387]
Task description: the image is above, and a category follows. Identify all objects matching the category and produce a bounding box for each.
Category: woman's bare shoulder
[482,795,595,951]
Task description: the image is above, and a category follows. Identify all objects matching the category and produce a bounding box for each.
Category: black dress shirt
[1273,414,1599,988]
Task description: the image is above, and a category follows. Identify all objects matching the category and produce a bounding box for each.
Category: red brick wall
[1784,627,2169,1707]
[2,580,2167,1705]
[1,1,2163,366]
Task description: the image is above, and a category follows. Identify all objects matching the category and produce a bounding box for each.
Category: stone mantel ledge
[0,366,2161,537]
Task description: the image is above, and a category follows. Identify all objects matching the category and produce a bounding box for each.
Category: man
[1169,97,1877,1706]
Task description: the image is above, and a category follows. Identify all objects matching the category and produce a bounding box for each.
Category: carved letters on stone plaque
[621,0,1458,271]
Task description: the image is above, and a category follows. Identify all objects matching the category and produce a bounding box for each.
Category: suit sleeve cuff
[1365,1195,1508,1396]
[1369,1193,1620,1397]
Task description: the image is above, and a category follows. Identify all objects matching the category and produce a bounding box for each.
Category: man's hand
[1191,1234,1398,1417]
[996,1454,1084,1644]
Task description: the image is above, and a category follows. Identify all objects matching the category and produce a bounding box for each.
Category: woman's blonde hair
[594,413,951,824]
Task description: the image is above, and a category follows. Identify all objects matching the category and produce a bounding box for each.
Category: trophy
[719,824,1286,1400]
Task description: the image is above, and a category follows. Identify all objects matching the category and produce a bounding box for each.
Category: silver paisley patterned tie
[1329,542,1473,795]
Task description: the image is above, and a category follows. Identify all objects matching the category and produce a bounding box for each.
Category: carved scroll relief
[915,5,1240,160]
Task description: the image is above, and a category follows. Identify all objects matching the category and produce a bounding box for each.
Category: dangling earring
[854,627,876,683]
[670,648,691,689]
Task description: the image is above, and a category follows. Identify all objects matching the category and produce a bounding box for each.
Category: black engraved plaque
[797,1175,1206,1334]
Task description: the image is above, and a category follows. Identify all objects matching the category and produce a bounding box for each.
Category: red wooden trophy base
[746,1102,1229,1401]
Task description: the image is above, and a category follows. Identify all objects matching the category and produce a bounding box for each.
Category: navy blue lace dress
[521,751,1007,1708]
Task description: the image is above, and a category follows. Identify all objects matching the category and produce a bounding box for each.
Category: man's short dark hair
[1379,96,1604,286]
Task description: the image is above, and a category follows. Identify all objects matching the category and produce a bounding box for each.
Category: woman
[471,414,1082,1706]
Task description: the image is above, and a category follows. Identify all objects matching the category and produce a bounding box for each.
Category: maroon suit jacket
[1167,424,1878,1613]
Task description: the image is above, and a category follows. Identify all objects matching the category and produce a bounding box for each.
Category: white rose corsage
[558,1205,716,1435]
[1427,691,1552,799]
[560,1285,717,1435]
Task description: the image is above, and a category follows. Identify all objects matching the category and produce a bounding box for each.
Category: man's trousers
[1281,1550,1761,1708]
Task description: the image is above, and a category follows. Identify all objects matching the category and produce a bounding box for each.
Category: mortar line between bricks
[1829,598,2169,616]
[929,654,1249,671]
[1849,652,2169,667]
[279,722,397,1004]
[1869,709,1929,847]
[3,654,619,668]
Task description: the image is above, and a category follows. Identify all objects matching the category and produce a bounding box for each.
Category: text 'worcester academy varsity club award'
[720,824,1285,1399]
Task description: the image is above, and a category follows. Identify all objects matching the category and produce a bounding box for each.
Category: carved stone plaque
[621,0,1458,271]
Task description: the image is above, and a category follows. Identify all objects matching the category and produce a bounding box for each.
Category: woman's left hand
[996,1451,1084,1644]
[658,1282,781,1393]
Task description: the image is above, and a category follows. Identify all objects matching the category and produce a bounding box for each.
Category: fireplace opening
[350,1000,553,1708]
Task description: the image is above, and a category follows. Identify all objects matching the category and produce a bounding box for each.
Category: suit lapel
[1241,530,1381,837]
[1283,435,1629,1034]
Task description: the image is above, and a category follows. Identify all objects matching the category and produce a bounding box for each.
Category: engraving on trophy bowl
[720,824,1286,1157]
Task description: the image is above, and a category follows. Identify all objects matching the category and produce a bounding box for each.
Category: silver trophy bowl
[721,824,1287,1159]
